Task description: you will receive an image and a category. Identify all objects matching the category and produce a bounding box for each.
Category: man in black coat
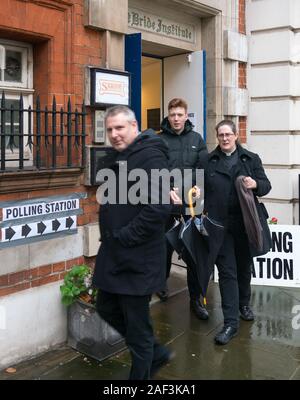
[203,119,271,345]
[93,105,174,380]
[158,98,209,321]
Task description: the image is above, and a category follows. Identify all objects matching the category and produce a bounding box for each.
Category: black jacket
[93,130,173,296]
[159,118,207,213]
[159,118,207,171]
[202,144,271,230]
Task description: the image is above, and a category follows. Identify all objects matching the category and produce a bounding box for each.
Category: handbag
[250,198,272,257]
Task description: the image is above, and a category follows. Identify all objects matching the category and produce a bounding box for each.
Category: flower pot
[67,299,126,361]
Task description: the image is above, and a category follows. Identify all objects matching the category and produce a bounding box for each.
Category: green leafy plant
[60,264,97,306]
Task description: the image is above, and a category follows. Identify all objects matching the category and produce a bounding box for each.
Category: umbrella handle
[188,187,198,218]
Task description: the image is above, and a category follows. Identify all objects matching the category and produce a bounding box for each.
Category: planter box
[67,300,126,361]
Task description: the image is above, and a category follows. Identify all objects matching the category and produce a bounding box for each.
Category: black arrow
[66,216,74,229]
[52,219,61,232]
[22,224,32,237]
[5,227,16,241]
[37,221,47,235]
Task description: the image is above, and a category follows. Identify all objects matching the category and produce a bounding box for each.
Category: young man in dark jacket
[158,98,209,321]
[93,105,174,380]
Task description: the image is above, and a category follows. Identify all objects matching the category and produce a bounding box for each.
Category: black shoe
[239,305,254,321]
[190,299,209,320]
[156,288,169,302]
[150,350,175,378]
[214,325,238,345]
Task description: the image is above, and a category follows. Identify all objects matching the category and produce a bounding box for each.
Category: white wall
[0,282,67,369]
[247,0,300,225]
[0,227,84,275]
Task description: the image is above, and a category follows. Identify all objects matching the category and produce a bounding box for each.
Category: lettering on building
[128,8,195,44]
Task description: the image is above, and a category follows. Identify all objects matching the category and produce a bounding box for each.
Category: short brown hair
[168,98,188,112]
[215,119,237,134]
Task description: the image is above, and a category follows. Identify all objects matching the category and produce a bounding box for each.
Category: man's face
[168,107,188,134]
[106,113,138,152]
[217,124,238,153]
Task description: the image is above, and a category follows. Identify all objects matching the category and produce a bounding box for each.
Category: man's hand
[170,188,182,205]
[192,185,201,199]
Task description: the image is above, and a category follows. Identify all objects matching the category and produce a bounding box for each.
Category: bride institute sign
[128,8,195,44]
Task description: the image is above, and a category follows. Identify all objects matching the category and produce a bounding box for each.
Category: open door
[125,33,142,128]
[163,50,206,140]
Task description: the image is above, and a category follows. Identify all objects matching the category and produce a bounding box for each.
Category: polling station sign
[251,225,300,288]
[214,225,300,288]
[0,194,86,247]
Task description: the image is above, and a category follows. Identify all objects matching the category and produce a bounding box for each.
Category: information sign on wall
[90,68,130,107]
[0,195,85,247]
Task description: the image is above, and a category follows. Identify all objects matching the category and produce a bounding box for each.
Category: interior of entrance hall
[141,56,162,132]
[140,48,205,139]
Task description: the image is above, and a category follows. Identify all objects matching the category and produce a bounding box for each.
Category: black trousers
[96,290,169,380]
[216,228,253,329]
[165,217,201,300]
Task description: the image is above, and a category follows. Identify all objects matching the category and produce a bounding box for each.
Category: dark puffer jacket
[159,118,207,171]
[159,118,207,213]
[92,129,173,296]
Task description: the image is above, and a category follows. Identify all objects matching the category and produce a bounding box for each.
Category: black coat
[159,118,207,214]
[159,118,207,171]
[202,144,271,229]
[92,130,173,296]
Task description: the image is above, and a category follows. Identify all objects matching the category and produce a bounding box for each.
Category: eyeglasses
[217,133,235,139]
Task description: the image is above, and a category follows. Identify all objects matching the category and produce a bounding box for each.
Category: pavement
[1,265,300,381]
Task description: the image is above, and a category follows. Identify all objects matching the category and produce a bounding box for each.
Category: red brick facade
[0,1,102,295]
[0,256,84,298]
[238,0,247,143]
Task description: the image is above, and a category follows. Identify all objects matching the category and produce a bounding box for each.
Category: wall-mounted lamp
[187,53,192,63]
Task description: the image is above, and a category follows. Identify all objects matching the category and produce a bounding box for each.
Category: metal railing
[0,92,86,171]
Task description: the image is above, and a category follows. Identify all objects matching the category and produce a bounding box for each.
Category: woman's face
[217,124,238,153]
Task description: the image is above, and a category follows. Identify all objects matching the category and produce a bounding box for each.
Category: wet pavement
[1,267,300,380]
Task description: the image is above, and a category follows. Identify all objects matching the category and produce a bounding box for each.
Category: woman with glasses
[202,119,271,345]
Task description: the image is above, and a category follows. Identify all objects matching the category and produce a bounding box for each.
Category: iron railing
[0,92,86,171]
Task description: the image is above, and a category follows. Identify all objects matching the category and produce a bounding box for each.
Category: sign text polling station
[252,225,300,287]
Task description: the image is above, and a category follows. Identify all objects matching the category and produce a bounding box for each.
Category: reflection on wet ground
[1,273,300,380]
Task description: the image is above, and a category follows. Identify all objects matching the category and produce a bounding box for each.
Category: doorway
[141,55,162,132]
[125,34,206,140]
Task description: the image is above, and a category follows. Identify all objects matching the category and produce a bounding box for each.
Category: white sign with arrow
[2,216,77,242]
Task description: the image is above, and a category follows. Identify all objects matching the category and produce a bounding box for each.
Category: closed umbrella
[166,188,224,304]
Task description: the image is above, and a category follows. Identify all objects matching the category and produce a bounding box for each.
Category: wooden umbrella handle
[188,187,198,219]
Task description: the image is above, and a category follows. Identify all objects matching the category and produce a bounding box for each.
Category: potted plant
[60,264,125,361]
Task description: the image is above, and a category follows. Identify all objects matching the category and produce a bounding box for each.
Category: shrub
[60,264,97,306]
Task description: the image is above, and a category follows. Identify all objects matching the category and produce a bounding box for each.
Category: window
[0,40,32,88]
[0,39,33,166]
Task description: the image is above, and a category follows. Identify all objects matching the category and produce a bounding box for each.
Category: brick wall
[0,256,84,298]
[0,0,102,295]
[239,0,247,143]
[238,0,246,34]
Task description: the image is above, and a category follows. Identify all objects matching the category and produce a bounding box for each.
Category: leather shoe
[190,299,209,320]
[239,305,254,321]
[156,288,169,302]
[214,325,237,345]
[150,350,175,378]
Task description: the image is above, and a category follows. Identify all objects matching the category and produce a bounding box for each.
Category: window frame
[0,39,34,167]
